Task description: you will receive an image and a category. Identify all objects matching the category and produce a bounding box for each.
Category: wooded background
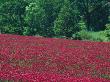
[0,0,110,41]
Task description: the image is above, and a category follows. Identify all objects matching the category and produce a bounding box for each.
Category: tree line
[0,0,110,41]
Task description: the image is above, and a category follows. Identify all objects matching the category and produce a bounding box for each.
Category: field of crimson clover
[0,34,110,82]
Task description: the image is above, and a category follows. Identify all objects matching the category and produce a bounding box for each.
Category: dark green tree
[76,0,109,31]
[0,0,28,34]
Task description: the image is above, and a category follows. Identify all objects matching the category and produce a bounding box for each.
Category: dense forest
[0,0,110,41]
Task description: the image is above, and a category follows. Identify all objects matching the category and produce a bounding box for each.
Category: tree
[0,0,28,34]
[54,0,80,37]
[25,2,45,35]
[25,0,64,37]
[76,0,109,31]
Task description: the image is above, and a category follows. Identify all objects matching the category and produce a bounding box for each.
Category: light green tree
[54,0,80,37]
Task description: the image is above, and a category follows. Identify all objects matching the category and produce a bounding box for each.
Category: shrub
[105,24,110,30]
[23,27,31,35]
[72,30,108,42]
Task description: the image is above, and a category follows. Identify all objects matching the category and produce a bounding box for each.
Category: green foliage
[1,25,19,34]
[25,0,60,37]
[100,74,110,80]
[105,30,110,40]
[23,27,31,35]
[77,17,87,30]
[54,0,80,37]
[105,24,110,30]
[72,30,108,42]
[0,0,110,42]
[25,2,45,35]
[0,0,28,34]
[76,0,109,31]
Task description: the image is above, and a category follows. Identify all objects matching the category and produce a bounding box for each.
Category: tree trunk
[85,12,91,31]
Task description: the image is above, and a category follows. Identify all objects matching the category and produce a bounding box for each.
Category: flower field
[0,34,110,82]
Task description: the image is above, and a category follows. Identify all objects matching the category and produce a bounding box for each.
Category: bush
[72,30,108,42]
[23,27,31,35]
[105,30,110,40]
[105,24,110,30]
[0,25,20,34]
